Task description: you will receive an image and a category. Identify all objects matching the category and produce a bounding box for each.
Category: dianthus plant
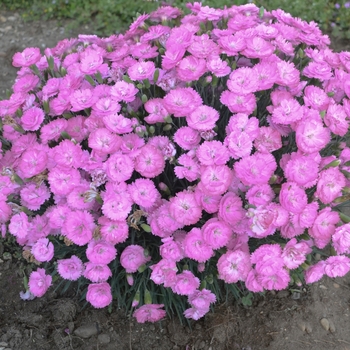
[2,2,350,323]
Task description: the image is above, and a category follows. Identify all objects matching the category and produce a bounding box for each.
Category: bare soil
[1,9,350,350]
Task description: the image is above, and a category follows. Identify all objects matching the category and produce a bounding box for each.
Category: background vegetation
[1,0,350,40]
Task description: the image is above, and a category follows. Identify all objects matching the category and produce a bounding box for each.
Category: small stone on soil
[98,334,110,344]
[320,318,330,331]
[74,323,99,338]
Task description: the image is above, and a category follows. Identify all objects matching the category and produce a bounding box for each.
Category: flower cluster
[2,2,350,323]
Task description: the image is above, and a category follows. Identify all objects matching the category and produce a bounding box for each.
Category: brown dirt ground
[1,8,350,350]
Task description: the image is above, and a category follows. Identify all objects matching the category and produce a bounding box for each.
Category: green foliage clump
[3,0,349,40]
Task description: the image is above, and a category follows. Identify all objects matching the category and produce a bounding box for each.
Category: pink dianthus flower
[134,144,165,178]
[200,165,233,195]
[279,182,307,214]
[316,167,346,204]
[187,105,219,131]
[163,87,202,117]
[62,210,95,246]
[28,268,52,297]
[183,228,214,263]
[234,153,277,186]
[120,245,151,273]
[84,262,112,282]
[133,304,166,323]
[20,182,50,211]
[169,190,202,227]
[173,126,201,150]
[86,239,117,265]
[31,238,54,262]
[57,255,84,281]
[86,282,112,308]
[128,178,160,209]
[172,270,200,296]
[217,250,252,283]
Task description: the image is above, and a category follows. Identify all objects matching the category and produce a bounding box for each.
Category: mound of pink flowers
[1,2,350,323]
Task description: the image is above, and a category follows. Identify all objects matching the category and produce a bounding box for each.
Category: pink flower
[202,218,232,249]
[279,182,307,214]
[120,245,151,273]
[176,55,207,82]
[9,212,29,240]
[173,126,201,150]
[271,98,303,124]
[105,152,134,183]
[194,184,221,214]
[172,270,200,296]
[309,208,339,249]
[227,67,259,95]
[88,128,122,154]
[31,238,54,262]
[252,61,278,91]
[303,85,330,111]
[134,144,165,178]
[102,189,132,221]
[303,61,332,81]
[86,282,112,308]
[218,34,246,56]
[70,88,98,111]
[48,166,81,196]
[200,165,233,196]
[86,239,117,264]
[206,56,231,77]
[324,256,350,278]
[281,238,311,269]
[218,191,244,227]
[304,261,326,283]
[144,98,169,124]
[20,182,50,211]
[163,87,202,118]
[160,238,183,262]
[40,118,68,144]
[174,153,201,182]
[234,153,277,186]
[187,289,216,313]
[62,210,95,246]
[169,190,202,227]
[316,168,346,204]
[186,105,219,131]
[28,268,52,297]
[183,228,214,263]
[18,148,48,179]
[53,140,83,168]
[150,258,177,287]
[296,118,330,154]
[218,249,252,283]
[225,130,253,159]
[110,81,139,103]
[12,47,41,67]
[332,223,350,254]
[220,91,257,115]
[128,61,155,81]
[246,184,275,206]
[128,178,160,209]
[196,141,229,166]
[80,48,103,75]
[21,107,45,131]
[57,255,84,281]
[284,154,319,187]
[84,262,112,282]
[241,36,274,58]
[325,103,349,137]
[99,217,129,245]
[133,304,166,323]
